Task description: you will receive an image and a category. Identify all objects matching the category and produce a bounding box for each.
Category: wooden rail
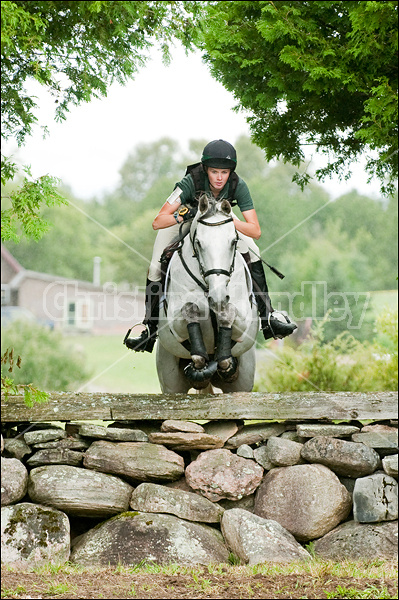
[1,391,397,423]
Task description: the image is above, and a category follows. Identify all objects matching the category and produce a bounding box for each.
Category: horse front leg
[215,304,239,381]
[181,303,217,383]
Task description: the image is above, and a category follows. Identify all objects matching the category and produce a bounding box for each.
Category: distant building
[1,245,144,334]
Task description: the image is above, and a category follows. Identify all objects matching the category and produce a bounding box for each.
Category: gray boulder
[26,448,84,468]
[83,441,184,482]
[297,424,360,438]
[2,438,32,460]
[79,424,148,442]
[236,444,254,459]
[313,520,398,560]
[161,420,205,433]
[24,429,67,445]
[225,423,285,449]
[70,511,229,566]
[300,436,381,477]
[148,431,224,451]
[265,437,304,467]
[353,472,398,522]
[254,464,352,542]
[130,483,224,523]
[1,502,70,568]
[352,430,398,452]
[221,508,310,564]
[32,437,91,451]
[185,449,263,502]
[28,465,132,517]
[1,457,28,506]
[253,445,275,470]
[203,420,239,443]
[383,454,398,478]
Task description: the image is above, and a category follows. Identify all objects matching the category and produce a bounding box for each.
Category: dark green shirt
[174,173,254,213]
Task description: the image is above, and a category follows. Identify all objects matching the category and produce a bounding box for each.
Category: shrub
[254,309,398,392]
[1,320,92,391]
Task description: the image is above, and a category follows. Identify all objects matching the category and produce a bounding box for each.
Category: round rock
[254,464,352,541]
[185,449,263,502]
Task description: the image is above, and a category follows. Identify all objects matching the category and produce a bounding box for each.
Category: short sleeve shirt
[173,173,254,213]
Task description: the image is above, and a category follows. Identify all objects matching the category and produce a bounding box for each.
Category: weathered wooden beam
[1,391,397,423]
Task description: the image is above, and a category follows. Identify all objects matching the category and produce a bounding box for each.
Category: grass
[68,334,161,393]
[370,290,398,313]
[1,559,397,599]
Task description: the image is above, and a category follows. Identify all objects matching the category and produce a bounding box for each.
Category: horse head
[191,193,238,313]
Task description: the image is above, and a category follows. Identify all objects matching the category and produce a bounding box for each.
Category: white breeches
[148,221,260,282]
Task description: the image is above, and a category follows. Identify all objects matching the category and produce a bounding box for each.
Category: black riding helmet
[201,140,237,170]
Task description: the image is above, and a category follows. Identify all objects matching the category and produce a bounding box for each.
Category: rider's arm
[152,186,184,230]
[152,199,183,230]
[233,209,261,240]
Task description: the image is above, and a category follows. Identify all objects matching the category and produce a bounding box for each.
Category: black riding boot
[250,261,297,341]
[123,279,162,353]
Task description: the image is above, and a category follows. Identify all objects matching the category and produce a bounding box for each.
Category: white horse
[156,193,259,393]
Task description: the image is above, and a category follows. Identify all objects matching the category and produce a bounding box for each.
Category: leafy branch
[1,348,49,407]
[1,156,68,243]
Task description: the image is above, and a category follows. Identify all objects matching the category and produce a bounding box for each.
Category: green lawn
[70,334,161,393]
[369,289,398,313]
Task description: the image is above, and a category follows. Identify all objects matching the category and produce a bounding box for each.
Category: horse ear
[199,193,209,214]
[220,199,231,215]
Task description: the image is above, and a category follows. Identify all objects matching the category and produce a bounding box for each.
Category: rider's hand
[177,205,197,222]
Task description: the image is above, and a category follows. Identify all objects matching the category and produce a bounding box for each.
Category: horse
[156,193,259,393]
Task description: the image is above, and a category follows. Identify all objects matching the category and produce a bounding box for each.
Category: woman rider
[124,139,296,352]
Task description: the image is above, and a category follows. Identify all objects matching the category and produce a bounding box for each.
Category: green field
[369,289,398,312]
[70,334,161,393]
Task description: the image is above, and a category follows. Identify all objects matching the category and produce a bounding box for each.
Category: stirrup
[263,312,297,341]
[123,324,157,353]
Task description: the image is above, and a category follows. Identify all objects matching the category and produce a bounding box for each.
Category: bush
[254,310,398,392]
[1,320,92,391]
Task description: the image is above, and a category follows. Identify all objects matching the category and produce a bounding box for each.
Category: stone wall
[1,416,398,569]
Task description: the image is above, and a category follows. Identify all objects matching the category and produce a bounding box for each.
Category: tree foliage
[1,0,201,241]
[200,1,398,194]
[1,0,200,144]
[1,166,67,243]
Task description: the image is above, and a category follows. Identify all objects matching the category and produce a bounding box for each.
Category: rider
[124,139,297,352]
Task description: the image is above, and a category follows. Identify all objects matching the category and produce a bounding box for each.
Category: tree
[1,0,201,240]
[200,1,398,194]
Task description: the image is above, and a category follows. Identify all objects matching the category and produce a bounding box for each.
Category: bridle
[178,215,239,293]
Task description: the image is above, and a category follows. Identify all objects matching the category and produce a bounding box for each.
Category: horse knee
[182,302,200,322]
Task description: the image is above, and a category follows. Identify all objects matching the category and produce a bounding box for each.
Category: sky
[4,44,383,202]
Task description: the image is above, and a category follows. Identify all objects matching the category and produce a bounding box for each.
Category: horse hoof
[217,356,239,382]
[184,360,218,382]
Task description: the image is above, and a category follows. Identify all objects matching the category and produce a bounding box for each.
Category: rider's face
[207,168,231,194]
